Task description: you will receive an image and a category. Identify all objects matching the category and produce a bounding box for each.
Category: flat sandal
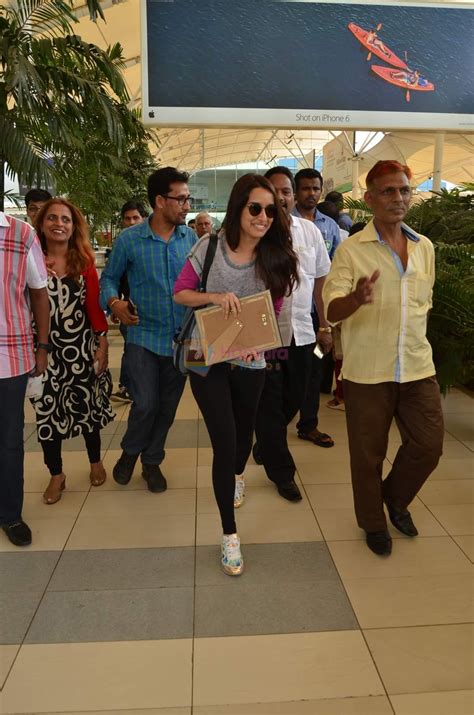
[43,475,66,505]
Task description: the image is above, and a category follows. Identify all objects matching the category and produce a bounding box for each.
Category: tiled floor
[2,334,473,714]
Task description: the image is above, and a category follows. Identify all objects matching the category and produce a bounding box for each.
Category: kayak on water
[371,65,435,91]
[348,22,408,70]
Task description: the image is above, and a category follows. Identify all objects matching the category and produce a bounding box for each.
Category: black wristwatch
[37,342,53,353]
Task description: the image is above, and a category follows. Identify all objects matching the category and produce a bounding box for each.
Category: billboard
[141,1,474,131]
[322,134,355,193]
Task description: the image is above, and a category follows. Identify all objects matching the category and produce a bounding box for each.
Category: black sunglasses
[246,202,277,219]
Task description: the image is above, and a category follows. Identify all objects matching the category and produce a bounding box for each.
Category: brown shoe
[90,461,107,486]
[43,474,66,505]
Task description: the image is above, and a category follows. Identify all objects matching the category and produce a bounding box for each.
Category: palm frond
[342,197,373,223]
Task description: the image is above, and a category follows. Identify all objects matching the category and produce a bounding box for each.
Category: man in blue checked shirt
[100,167,197,492]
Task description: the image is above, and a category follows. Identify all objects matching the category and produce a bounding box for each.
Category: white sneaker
[221,533,244,576]
[234,477,245,508]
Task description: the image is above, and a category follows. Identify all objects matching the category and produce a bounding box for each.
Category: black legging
[190,363,265,534]
[41,429,101,476]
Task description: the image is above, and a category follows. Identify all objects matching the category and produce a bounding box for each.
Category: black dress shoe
[365,530,392,556]
[2,520,32,547]
[277,480,302,502]
[142,464,167,493]
[113,451,139,485]
[386,502,419,537]
[252,443,263,465]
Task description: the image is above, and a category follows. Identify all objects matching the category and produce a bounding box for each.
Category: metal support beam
[432,133,445,193]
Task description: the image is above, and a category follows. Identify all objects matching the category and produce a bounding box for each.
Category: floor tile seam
[450,542,474,563]
[415,501,473,546]
[337,570,474,583]
[43,585,196,594]
[359,627,397,714]
[444,428,474,445]
[418,500,474,507]
[193,576,346,588]
[192,627,368,642]
[41,575,346,592]
[17,620,366,648]
[388,687,474,699]
[443,428,474,443]
[361,621,474,632]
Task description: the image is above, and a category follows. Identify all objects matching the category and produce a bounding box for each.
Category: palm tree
[0,0,130,209]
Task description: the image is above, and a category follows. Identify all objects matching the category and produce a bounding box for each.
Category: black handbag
[173,234,218,375]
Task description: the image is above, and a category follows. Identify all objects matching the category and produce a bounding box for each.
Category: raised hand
[354,270,380,306]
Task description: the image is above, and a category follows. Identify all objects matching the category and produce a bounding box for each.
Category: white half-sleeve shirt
[278,215,331,347]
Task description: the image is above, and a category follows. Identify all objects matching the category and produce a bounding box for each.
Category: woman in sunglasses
[174,174,298,575]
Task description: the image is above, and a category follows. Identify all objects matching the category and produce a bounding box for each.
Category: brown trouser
[343,376,444,532]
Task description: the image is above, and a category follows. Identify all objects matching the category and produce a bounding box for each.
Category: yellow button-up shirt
[322,219,435,384]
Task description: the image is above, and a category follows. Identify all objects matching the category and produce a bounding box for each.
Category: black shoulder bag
[173,234,218,375]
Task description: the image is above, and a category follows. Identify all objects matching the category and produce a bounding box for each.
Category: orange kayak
[348,22,408,70]
[371,65,435,91]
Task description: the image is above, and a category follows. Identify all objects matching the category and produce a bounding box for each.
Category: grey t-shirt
[188,234,266,369]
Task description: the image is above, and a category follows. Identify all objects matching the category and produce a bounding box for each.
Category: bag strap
[200,233,218,292]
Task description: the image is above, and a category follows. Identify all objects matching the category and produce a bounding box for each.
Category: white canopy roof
[71,0,474,181]
[358,131,474,186]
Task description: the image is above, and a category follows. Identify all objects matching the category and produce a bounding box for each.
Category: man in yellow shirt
[323,160,444,556]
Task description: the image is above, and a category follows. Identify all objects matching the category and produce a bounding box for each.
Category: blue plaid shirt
[100,219,196,356]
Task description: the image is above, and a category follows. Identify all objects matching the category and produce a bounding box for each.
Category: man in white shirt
[249,167,331,502]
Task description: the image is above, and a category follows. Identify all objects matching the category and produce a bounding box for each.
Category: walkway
[1,334,473,714]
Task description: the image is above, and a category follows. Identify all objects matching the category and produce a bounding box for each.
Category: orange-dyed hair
[35,198,95,281]
[366,160,413,188]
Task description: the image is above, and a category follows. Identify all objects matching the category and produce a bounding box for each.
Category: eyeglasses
[246,202,277,219]
[162,194,194,207]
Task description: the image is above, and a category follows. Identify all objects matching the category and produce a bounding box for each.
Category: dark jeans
[255,342,313,485]
[121,345,186,465]
[0,373,28,525]
[344,376,444,532]
[41,429,101,476]
[190,364,265,534]
[118,323,128,389]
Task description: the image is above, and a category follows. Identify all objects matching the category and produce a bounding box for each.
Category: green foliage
[343,197,373,223]
[0,0,136,201]
[405,188,474,244]
[53,107,157,235]
[429,243,474,393]
[406,189,473,391]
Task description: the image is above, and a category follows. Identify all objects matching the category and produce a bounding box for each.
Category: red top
[82,262,108,333]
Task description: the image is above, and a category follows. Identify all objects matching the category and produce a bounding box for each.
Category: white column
[432,133,445,192]
[351,157,360,199]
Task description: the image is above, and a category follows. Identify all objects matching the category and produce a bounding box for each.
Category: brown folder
[194,290,282,365]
